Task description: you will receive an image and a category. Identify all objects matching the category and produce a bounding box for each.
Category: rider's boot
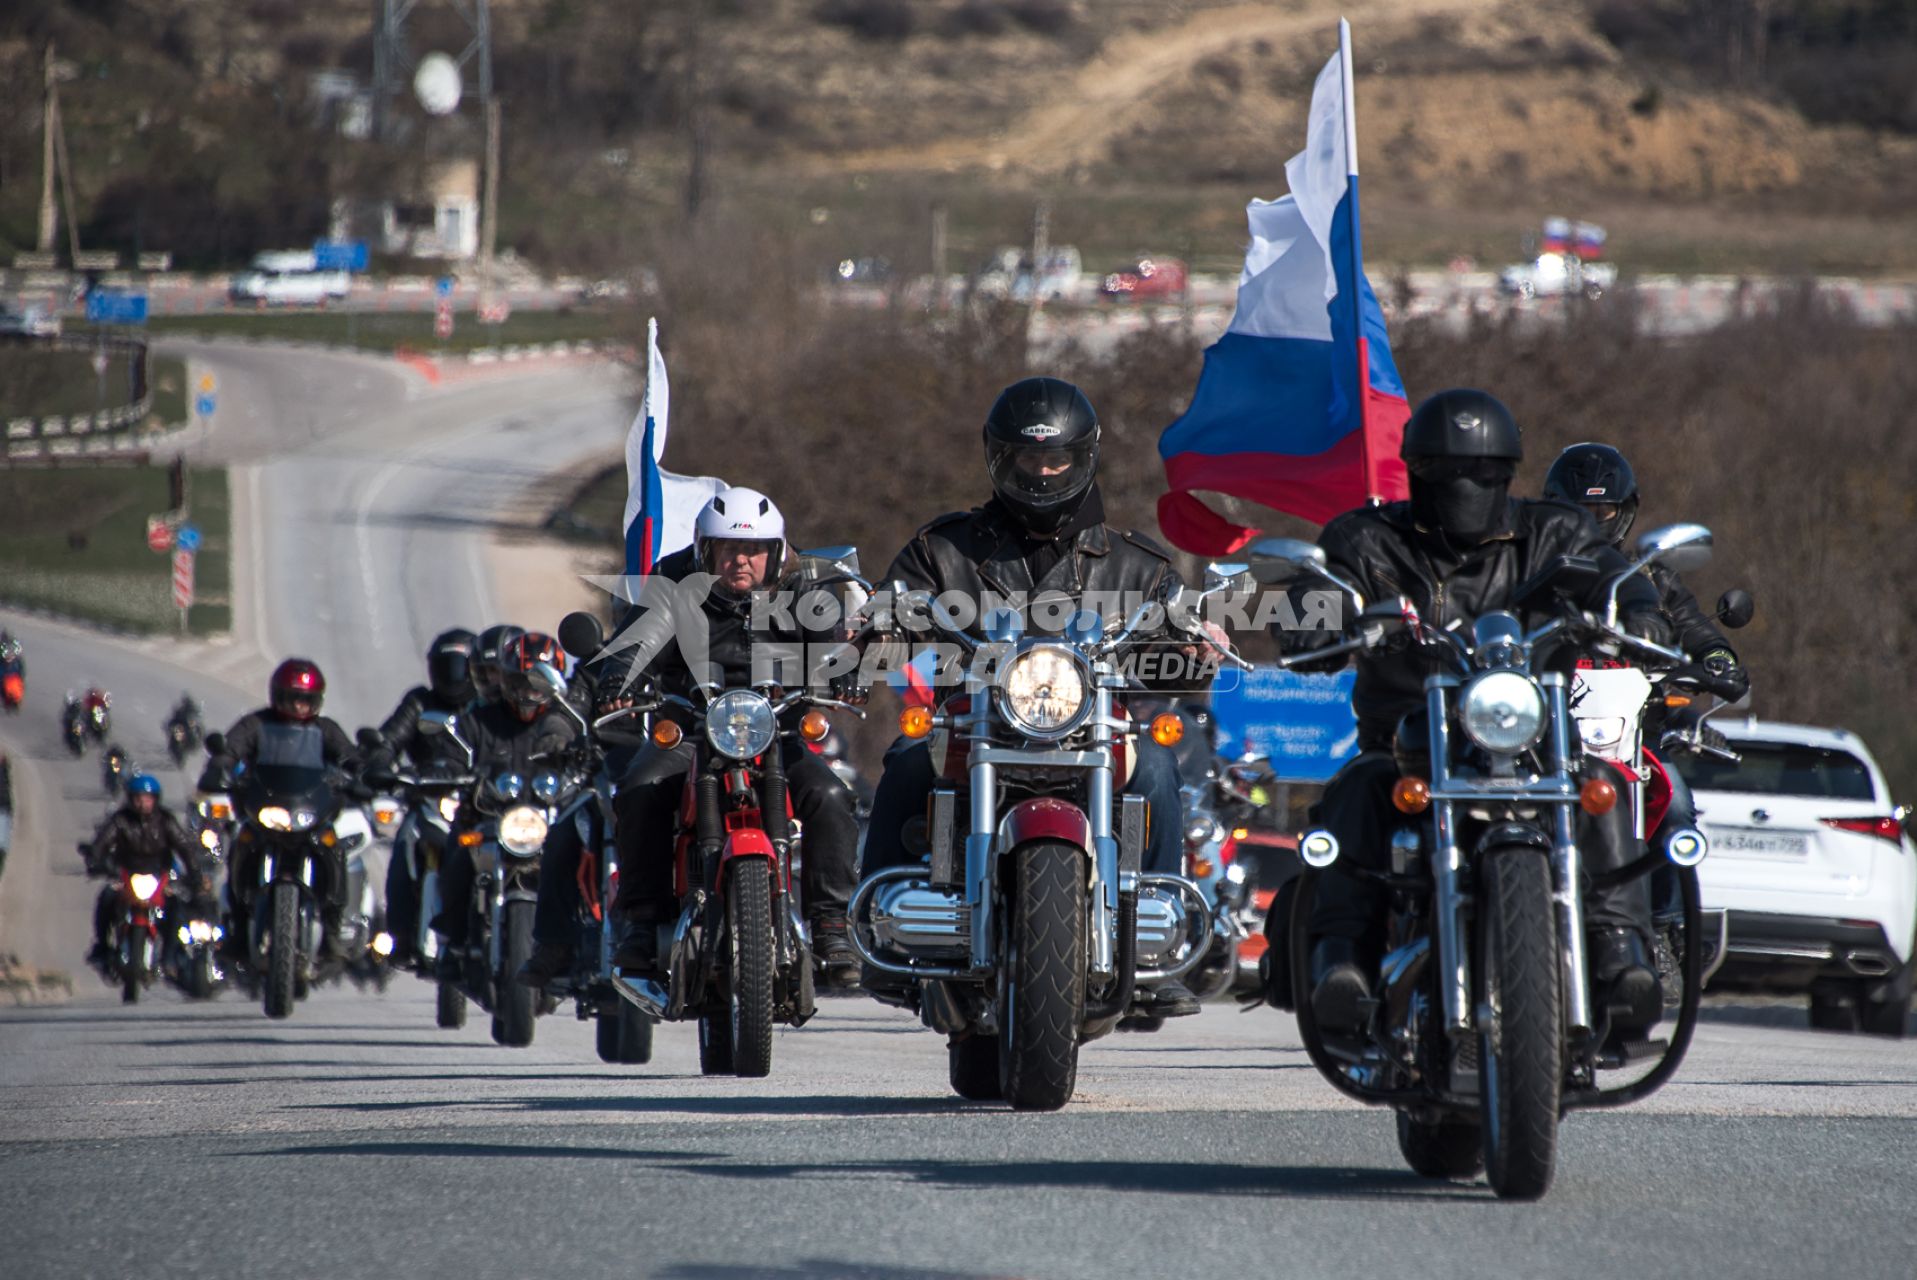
[1591,926,1661,1034]
[808,909,859,988]
[1307,936,1374,1032]
[517,941,575,990]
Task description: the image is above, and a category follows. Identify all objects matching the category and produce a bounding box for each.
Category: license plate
[1714,828,1810,859]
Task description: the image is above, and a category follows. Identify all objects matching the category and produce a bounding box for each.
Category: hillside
[3,0,1915,273]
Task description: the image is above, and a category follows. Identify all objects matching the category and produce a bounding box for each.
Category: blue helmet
[127,774,162,801]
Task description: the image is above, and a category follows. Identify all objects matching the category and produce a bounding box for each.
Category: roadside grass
[0,465,231,635]
[547,463,625,547]
[0,343,141,420]
[150,356,186,426]
[141,308,627,355]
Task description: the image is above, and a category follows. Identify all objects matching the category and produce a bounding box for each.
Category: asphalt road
[3,344,1915,1278]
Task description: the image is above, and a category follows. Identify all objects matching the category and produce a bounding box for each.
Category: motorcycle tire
[727,859,775,1078]
[596,1003,656,1065]
[494,900,537,1048]
[1475,849,1561,1201]
[264,883,299,1019]
[436,981,467,1029]
[120,940,141,1005]
[948,1033,1002,1101]
[1396,1110,1484,1179]
[698,1007,735,1076]
[186,949,217,1000]
[998,841,1086,1112]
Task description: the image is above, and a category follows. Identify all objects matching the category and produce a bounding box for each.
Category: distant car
[832,256,892,285]
[1679,719,1915,1036]
[973,246,1082,303]
[0,300,62,338]
[1500,251,1616,300]
[1100,256,1188,301]
[228,250,350,306]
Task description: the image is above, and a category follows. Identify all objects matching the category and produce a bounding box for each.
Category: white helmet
[694,486,786,581]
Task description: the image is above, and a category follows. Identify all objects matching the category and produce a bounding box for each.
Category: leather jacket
[376,686,470,768]
[91,806,198,878]
[1648,562,1734,661]
[461,700,581,780]
[1278,497,1663,749]
[198,709,358,791]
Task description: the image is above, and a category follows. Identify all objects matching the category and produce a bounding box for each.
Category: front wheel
[1397,1110,1484,1179]
[727,860,775,1078]
[596,1003,655,1065]
[264,883,299,1019]
[1859,963,1912,1039]
[119,936,142,1005]
[1476,849,1562,1201]
[998,841,1087,1111]
[493,900,537,1048]
[436,981,467,1029]
[186,949,217,1000]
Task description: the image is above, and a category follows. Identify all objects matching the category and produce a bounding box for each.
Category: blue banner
[84,292,148,325]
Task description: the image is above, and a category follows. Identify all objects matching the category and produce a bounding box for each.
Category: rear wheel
[1809,987,1861,1032]
[436,981,467,1029]
[119,936,141,1005]
[596,1003,656,1064]
[1397,1110,1484,1179]
[948,1034,1002,1101]
[998,841,1086,1111]
[494,901,537,1048]
[1859,965,1912,1039]
[727,860,775,1078]
[1476,849,1561,1201]
[263,884,298,1019]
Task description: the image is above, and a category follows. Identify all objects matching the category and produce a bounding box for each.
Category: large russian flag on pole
[623,317,725,575]
[1157,20,1410,555]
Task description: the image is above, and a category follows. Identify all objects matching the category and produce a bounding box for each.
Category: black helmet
[426,627,477,705]
[983,376,1100,537]
[1400,389,1523,463]
[1543,442,1639,544]
[472,624,523,704]
[1401,390,1521,543]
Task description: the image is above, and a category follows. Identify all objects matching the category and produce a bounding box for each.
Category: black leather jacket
[1278,497,1663,750]
[198,709,358,791]
[376,686,470,768]
[1648,562,1733,661]
[91,806,198,878]
[461,700,581,780]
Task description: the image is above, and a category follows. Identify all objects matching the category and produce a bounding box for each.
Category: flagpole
[1338,18,1378,503]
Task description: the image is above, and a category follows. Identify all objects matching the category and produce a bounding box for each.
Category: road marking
[353,455,408,655]
[244,464,272,661]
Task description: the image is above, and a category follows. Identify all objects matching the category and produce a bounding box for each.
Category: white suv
[1677,719,1914,1036]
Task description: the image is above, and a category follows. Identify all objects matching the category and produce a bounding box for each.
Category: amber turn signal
[651,719,683,749]
[799,709,832,743]
[1149,712,1184,747]
[1392,776,1431,814]
[1663,694,1693,709]
[457,830,484,847]
[899,705,935,740]
[1580,777,1618,815]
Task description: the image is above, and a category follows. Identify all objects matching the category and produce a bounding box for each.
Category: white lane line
[245,463,273,662]
[353,454,412,655]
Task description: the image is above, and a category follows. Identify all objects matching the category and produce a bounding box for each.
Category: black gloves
[1700,647,1751,701]
[1622,610,1673,647]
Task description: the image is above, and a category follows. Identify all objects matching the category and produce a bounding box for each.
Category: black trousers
[1294,751,1652,948]
[609,740,860,923]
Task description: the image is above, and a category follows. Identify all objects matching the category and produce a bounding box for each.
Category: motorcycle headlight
[199,827,221,851]
[498,805,550,857]
[706,689,776,761]
[1459,671,1547,754]
[257,805,294,832]
[292,808,319,831]
[188,919,217,944]
[128,873,163,903]
[997,644,1090,739]
[436,795,461,823]
[530,772,562,804]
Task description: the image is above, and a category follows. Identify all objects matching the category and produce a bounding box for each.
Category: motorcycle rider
[858,376,1214,1018]
[470,624,524,710]
[201,659,361,959]
[165,692,203,746]
[84,774,204,967]
[1543,442,1751,918]
[0,633,24,703]
[1272,390,1674,1036]
[432,631,583,978]
[523,486,864,990]
[364,628,478,963]
[81,685,111,737]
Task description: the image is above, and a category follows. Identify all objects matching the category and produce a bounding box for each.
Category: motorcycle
[82,689,111,742]
[62,695,87,757]
[162,884,225,1000]
[79,845,167,1004]
[165,702,205,767]
[845,573,1234,1110]
[365,748,479,1020]
[1,668,22,714]
[1263,524,1727,1200]
[206,731,364,1019]
[102,744,132,799]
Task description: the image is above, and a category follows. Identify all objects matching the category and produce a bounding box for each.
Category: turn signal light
[457,830,484,847]
[1149,713,1184,747]
[1580,777,1618,816]
[799,709,831,743]
[900,706,935,740]
[1392,777,1431,815]
[651,719,683,749]
[1191,857,1215,879]
[1663,694,1693,709]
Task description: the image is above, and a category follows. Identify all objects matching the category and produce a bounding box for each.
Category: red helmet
[270,658,326,722]
[499,632,565,722]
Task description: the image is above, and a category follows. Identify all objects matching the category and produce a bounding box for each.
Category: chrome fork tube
[967,726,997,972]
[1427,680,1471,1035]
[1544,673,1593,1038]
[1088,682,1117,977]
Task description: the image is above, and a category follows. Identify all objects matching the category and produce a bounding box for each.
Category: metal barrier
[1,334,158,461]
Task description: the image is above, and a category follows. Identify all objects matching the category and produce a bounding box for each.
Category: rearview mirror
[1633,522,1713,575]
[1715,588,1755,630]
[415,712,451,737]
[798,546,861,582]
[1246,537,1328,584]
[530,662,569,698]
[203,731,226,756]
[1204,561,1251,592]
[557,610,606,661]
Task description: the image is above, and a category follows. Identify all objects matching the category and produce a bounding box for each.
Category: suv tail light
[1821,816,1905,846]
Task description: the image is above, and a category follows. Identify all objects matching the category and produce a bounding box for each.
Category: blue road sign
[435,275,455,298]
[175,524,202,553]
[1209,665,1359,783]
[312,240,369,272]
[194,393,217,418]
[84,291,149,325]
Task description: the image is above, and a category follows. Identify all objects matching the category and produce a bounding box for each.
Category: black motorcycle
[61,697,87,757]
[165,700,205,768]
[102,744,132,799]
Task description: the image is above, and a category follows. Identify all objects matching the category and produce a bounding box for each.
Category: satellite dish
[413,53,463,116]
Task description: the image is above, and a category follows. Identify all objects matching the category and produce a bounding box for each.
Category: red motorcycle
[80,844,167,1004]
[1,670,22,714]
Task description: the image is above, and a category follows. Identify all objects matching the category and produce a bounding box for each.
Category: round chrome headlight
[997,644,1090,739]
[706,689,777,761]
[436,795,461,823]
[498,805,550,857]
[1460,670,1547,754]
[257,805,294,832]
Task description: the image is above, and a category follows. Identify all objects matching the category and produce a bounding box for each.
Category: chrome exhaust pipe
[1845,949,1895,978]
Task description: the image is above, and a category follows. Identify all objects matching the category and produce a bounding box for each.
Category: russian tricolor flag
[624,318,725,575]
[1157,20,1410,555]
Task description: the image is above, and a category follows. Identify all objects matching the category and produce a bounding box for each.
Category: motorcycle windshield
[238,763,333,812]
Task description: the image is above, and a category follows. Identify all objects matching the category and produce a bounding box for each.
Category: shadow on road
[659,1262,1013,1280]
[239,1141,724,1163]
[283,1092,970,1118]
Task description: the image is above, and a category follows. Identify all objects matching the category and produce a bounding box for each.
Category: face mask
[1409,460,1513,543]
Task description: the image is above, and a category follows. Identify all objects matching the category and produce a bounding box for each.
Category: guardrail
[1,334,162,461]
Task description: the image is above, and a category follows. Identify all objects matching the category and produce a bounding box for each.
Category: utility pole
[480,96,500,315]
[37,43,57,254]
[930,203,949,309]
